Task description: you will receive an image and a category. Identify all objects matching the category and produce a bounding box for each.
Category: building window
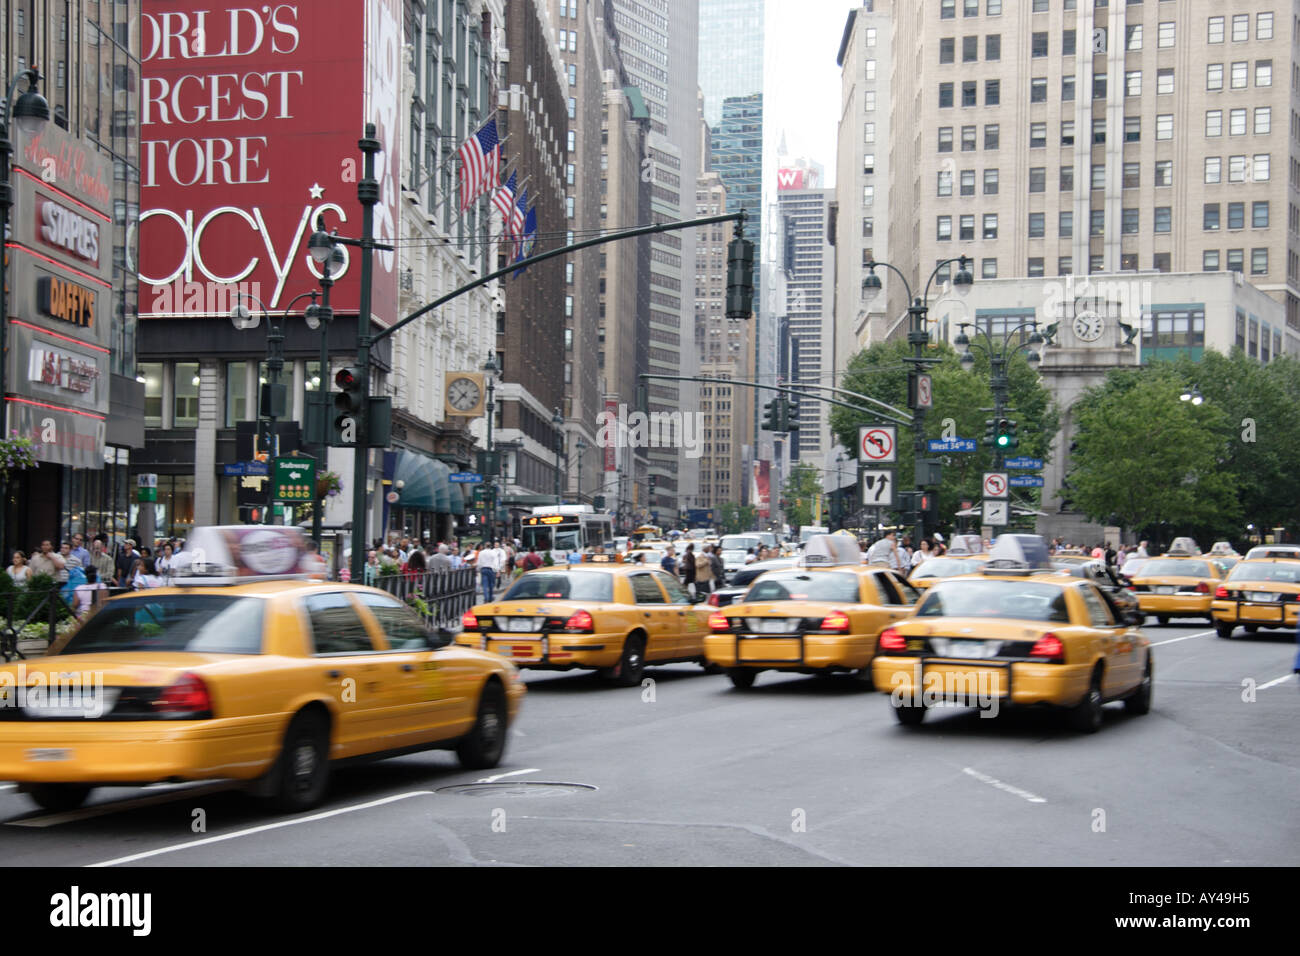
[1253,201,1270,228]
[1059,257,1073,275]
[864,122,876,143]
[1143,308,1207,350]
[174,363,199,427]
[1028,212,1045,237]
[984,168,999,194]
[1205,157,1221,183]
[1091,209,1105,236]
[1226,248,1244,273]
[1208,16,1224,44]
[863,153,875,174]
[964,0,979,15]
[565,262,574,284]
[986,34,1001,59]
[1231,13,1247,42]
[1063,29,1076,56]
[1155,114,1173,140]
[988,0,1002,14]
[1253,154,1270,182]
[1030,122,1046,147]
[1231,61,1248,90]
[1093,73,1106,98]
[962,125,977,150]
[225,362,248,427]
[1228,108,1247,136]
[1028,257,1045,277]
[1123,162,1140,188]
[1029,166,1046,192]
[1255,107,1271,135]
[940,37,955,63]
[1091,163,1105,189]
[141,363,163,428]
[1032,0,1047,11]
[939,82,954,108]
[1061,165,1074,191]
[1090,255,1105,274]
[937,215,953,240]
[566,196,575,218]
[1126,71,1142,97]
[959,215,975,240]
[1205,110,1222,137]
[963,35,978,61]
[1256,60,1272,87]
[1228,155,1247,182]
[1154,253,1171,272]
[567,130,575,151]
[1207,64,1223,91]
[1158,21,1175,47]
[941,0,955,19]
[984,124,1000,149]
[982,258,998,278]
[983,213,999,238]
[565,296,574,317]
[1032,32,1048,56]
[1252,248,1269,274]
[1125,116,1140,142]
[1154,207,1172,233]
[962,81,978,106]
[1257,13,1273,41]
[938,126,953,151]
[1061,120,1075,145]
[1031,77,1047,102]
[1093,118,1107,144]
[1155,160,1173,186]
[1121,253,1138,271]
[938,171,953,196]
[1227,201,1245,229]
[1122,208,1139,234]
[863,184,875,204]
[1204,249,1220,271]
[1126,24,1142,50]
[961,169,976,195]
[985,79,1000,104]
[1157,68,1174,95]
[1062,76,1076,100]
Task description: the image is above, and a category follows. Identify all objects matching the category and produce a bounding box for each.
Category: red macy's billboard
[138,2,400,323]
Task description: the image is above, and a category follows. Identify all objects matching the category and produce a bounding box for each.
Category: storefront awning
[448,480,466,515]
[393,450,449,512]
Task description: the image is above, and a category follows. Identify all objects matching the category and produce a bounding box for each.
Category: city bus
[631,524,663,544]
[520,505,616,556]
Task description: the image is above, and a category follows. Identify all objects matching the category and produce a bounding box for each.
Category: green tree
[1068,365,1239,538]
[827,339,1059,533]
[782,462,822,530]
[715,503,758,534]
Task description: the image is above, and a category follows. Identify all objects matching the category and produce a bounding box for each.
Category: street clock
[445,373,485,416]
[1072,311,1105,342]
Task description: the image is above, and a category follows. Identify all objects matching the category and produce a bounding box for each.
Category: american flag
[458,118,500,211]
[492,171,518,225]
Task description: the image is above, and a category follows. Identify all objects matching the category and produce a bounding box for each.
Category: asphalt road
[2,619,1296,866]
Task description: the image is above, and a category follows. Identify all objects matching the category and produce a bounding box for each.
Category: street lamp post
[552,408,565,506]
[304,234,345,547]
[862,255,975,548]
[0,69,50,556]
[954,320,1044,471]
[482,353,498,541]
[575,437,587,505]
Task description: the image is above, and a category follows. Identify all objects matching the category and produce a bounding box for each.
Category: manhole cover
[435,782,597,798]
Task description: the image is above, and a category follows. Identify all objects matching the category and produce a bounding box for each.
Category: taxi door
[1079,584,1140,697]
[655,569,706,657]
[869,571,918,626]
[301,591,404,757]
[628,571,677,661]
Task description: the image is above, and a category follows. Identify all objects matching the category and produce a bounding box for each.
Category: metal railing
[373,568,477,631]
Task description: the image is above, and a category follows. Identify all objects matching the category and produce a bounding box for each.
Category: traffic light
[984,418,997,447]
[994,418,1012,449]
[332,366,365,445]
[785,397,801,432]
[762,398,781,431]
[648,474,657,498]
[238,505,265,524]
[726,234,755,319]
[1004,419,1018,451]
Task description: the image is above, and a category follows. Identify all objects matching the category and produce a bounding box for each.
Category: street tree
[782,463,822,530]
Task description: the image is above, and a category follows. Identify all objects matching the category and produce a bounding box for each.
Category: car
[1042,559,1141,621]
[872,534,1152,732]
[456,557,712,684]
[707,557,798,608]
[1210,556,1300,638]
[907,556,989,592]
[0,526,524,814]
[718,534,764,583]
[1125,544,1223,625]
[704,535,919,688]
[1244,544,1300,561]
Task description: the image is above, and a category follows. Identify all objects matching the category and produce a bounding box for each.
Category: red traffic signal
[335,367,359,389]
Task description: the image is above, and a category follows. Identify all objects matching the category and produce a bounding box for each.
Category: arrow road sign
[859,425,897,463]
[1008,475,1045,488]
[861,469,895,507]
[983,499,1009,526]
[982,472,1009,498]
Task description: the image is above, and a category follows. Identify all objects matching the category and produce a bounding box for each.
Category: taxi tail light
[708,612,732,632]
[1214,586,1229,599]
[462,610,479,630]
[564,609,594,632]
[154,673,212,717]
[819,611,852,632]
[1195,582,1210,594]
[878,627,906,652]
[1029,633,1064,661]
[706,592,721,607]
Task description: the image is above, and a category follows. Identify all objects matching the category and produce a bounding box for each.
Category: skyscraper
[697,0,764,127]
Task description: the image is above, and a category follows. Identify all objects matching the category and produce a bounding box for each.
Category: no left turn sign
[859,425,897,463]
[983,472,1009,498]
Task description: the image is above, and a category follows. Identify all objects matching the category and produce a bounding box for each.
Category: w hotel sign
[5,123,113,468]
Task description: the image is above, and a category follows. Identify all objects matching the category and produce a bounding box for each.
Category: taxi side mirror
[430,627,456,649]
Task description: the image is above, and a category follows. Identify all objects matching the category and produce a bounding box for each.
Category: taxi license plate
[501,617,542,632]
[746,618,796,634]
[1248,592,1277,602]
[1157,586,1176,595]
[25,749,72,761]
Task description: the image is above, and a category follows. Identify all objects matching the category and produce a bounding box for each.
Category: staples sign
[37,198,101,268]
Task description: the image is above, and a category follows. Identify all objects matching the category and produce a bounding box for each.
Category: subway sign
[36,275,96,329]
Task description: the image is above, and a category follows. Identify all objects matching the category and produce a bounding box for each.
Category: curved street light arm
[921,255,972,311]
[864,259,913,307]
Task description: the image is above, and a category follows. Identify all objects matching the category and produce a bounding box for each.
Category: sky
[765,0,860,188]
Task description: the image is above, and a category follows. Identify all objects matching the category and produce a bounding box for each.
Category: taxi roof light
[801,534,862,568]
[819,610,852,632]
[1166,537,1201,557]
[564,609,594,632]
[982,534,1052,573]
[708,611,731,631]
[878,627,905,651]
[1029,633,1064,660]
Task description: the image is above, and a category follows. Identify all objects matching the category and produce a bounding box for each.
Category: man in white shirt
[477,540,506,600]
[865,532,901,570]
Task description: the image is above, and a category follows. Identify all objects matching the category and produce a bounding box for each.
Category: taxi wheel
[1124,656,1153,716]
[1215,623,1235,639]
[608,634,647,687]
[1156,615,1170,626]
[1244,625,1260,634]
[728,668,757,689]
[1068,667,1105,734]
[893,703,926,726]
[457,681,508,770]
[27,784,92,813]
[852,667,876,689]
[271,711,331,812]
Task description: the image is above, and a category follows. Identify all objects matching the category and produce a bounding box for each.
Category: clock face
[447,377,482,412]
[1073,312,1105,342]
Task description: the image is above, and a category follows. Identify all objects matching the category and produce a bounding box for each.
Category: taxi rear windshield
[912,558,982,579]
[58,595,266,655]
[745,572,861,603]
[918,580,1070,623]
[503,572,614,602]
[1226,562,1300,584]
[1140,559,1212,577]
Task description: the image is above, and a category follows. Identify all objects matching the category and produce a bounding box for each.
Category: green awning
[448,480,465,515]
[429,459,451,512]
[393,450,448,512]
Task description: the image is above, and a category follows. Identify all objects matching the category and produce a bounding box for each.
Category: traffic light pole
[349,126,382,582]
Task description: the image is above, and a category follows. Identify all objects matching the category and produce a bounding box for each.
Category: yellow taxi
[1211,551,1300,638]
[456,555,711,685]
[0,526,524,814]
[908,556,989,593]
[704,535,919,689]
[1125,539,1223,625]
[872,535,1152,733]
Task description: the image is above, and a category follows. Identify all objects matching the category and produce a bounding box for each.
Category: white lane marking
[0,784,15,792]
[8,782,241,828]
[477,767,540,784]
[962,767,1047,805]
[1152,630,1214,647]
[86,791,433,866]
[1258,673,1296,691]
